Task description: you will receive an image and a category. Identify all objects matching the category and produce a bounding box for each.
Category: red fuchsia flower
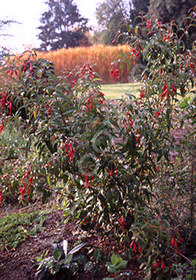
[26,175,33,202]
[130,240,134,248]
[166,33,171,42]
[130,240,137,252]
[19,184,26,201]
[61,142,69,153]
[179,62,183,70]
[154,257,159,270]
[128,118,133,127]
[161,259,166,270]
[71,79,76,90]
[112,38,116,44]
[0,92,7,108]
[88,70,94,80]
[178,236,184,244]
[68,71,73,78]
[67,145,74,162]
[115,168,118,176]
[135,50,140,61]
[161,84,170,104]
[157,19,162,29]
[136,135,140,145]
[84,175,92,188]
[46,105,51,117]
[6,69,10,76]
[126,112,134,127]
[22,60,30,73]
[154,110,161,118]
[61,143,74,162]
[171,84,177,95]
[23,170,31,179]
[28,175,33,184]
[131,47,140,60]
[98,90,104,97]
[189,62,195,74]
[110,67,115,76]
[45,161,52,168]
[170,236,181,254]
[163,32,171,43]
[170,236,176,247]
[98,97,103,105]
[14,69,19,76]
[133,242,137,252]
[30,63,33,78]
[118,215,126,231]
[86,96,93,113]
[146,19,152,34]
[110,66,120,81]
[131,46,137,55]
[6,68,13,78]
[0,189,2,207]
[6,100,12,116]
[138,242,142,253]
[109,167,114,177]
[140,89,145,102]
[0,123,3,134]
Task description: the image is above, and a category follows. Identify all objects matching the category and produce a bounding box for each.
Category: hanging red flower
[110,66,120,81]
[118,215,126,231]
[109,167,114,177]
[0,123,3,134]
[0,189,2,207]
[146,19,152,34]
[161,259,166,270]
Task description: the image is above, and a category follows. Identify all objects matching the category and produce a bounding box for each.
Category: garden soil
[0,207,144,280]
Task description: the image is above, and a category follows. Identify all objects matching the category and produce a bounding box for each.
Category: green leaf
[84,261,94,272]
[75,254,88,265]
[179,96,190,109]
[93,249,103,263]
[63,254,73,265]
[111,253,120,266]
[52,249,62,261]
[69,262,79,273]
[106,263,116,273]
[50,262,61,275]
[116,260,127,270]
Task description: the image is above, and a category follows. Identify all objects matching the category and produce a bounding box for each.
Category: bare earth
[0,208,143,280]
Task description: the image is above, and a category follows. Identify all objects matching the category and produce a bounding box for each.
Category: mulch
[0,208,144,280]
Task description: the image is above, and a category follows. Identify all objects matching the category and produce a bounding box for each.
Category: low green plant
[171,259,196,280]
[36,240,92,279]
[0,123,54,205]
[0,210,48,250]
[104,253,128,280]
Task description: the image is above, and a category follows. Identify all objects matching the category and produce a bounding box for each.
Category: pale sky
[0,0,101,52]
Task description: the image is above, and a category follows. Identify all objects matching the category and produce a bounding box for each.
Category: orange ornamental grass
[37,44,135,84]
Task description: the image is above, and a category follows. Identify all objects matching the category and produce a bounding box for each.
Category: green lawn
[101,82,140,99]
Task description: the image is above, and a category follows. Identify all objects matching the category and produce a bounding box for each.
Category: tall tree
[0,19,17,58]
[37,0,89,51]
[94,0,129,45]
[148,0,195,25]
[130,0,150,24]
[148,0,196,48]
